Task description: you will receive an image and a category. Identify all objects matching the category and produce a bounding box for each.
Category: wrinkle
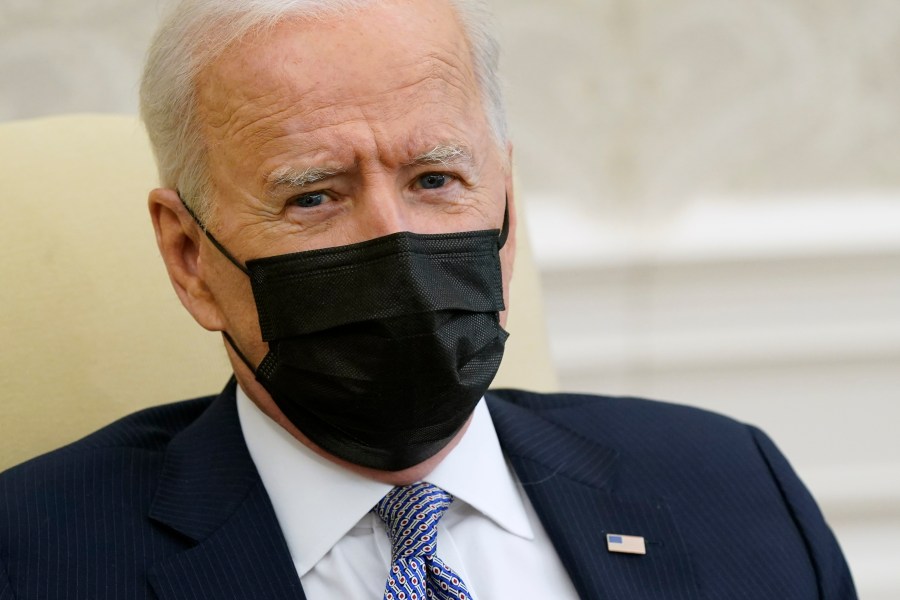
[204,99,296,155]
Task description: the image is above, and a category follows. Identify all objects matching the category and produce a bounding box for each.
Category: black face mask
[181,197,509,471]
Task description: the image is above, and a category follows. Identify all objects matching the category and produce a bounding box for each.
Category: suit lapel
[487,391,701,600]
[147,380,306,600]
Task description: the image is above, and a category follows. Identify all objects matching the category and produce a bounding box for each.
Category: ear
[149,188,227,332]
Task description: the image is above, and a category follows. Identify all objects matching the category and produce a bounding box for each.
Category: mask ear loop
[177,192,250,276]
[177,192,260,373]
[498,194,510,249]
[222,331,260,374]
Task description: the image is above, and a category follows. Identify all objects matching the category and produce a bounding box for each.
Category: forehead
[194,0,487,172]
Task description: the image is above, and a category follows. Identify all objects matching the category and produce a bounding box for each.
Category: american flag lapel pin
[606,533,647,555]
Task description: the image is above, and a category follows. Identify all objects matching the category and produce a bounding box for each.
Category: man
[0,0,856,598]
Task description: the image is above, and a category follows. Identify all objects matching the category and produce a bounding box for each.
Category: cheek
[202,248,269,361]
[231,296,268,363]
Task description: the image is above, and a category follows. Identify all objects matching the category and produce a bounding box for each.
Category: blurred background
[1,0,898,596]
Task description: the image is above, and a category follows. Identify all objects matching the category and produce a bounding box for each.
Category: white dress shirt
[236,386,580,600]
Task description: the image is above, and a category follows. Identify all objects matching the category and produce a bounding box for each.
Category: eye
[292,192,327,208]
[418,173,448,190]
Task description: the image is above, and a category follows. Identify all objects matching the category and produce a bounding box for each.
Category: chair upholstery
[0,114,557,471]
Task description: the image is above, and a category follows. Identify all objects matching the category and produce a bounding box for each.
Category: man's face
[192,0,515,369]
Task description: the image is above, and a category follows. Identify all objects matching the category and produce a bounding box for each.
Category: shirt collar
[236,386,533,577]
[425,400,533,540]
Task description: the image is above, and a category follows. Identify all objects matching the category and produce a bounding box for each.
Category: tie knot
[375,482,452,561]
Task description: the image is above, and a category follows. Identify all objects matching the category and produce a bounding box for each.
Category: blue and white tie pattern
[374,482,473,600]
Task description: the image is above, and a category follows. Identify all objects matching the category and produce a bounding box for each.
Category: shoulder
[489,387,738,422]
[0,394,216,561]
[486,388,786,494]
[0,394,215,502]
[0,394,222,591]
[486,389,857,599]
[487,388,759,449]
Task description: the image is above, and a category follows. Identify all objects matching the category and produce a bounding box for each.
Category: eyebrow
[267,165,342,191]
[407,143,473,167]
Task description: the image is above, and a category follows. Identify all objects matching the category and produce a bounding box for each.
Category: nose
[351,184,410,242]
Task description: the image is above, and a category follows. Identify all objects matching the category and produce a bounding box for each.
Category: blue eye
[419,173,447,190]
[293,192,326,208]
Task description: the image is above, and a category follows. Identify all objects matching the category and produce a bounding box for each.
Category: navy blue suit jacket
[0,381,856,599]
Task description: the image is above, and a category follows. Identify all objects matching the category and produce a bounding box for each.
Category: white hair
[139,0,508,225]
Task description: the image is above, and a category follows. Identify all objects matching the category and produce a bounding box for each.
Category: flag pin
[606,533,646,555]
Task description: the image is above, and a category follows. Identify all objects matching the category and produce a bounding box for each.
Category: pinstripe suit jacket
[0,380,855,599]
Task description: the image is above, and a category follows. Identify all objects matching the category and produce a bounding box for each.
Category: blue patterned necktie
[374,482,473,600]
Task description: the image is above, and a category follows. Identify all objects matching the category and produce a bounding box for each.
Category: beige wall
[496,0,900,217]
[2,0,899,597]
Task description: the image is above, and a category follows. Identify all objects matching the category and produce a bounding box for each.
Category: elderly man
[0,0,856,599]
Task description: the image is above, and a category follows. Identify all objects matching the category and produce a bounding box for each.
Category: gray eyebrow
[267,165,342,191]
[408,144,473,166]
